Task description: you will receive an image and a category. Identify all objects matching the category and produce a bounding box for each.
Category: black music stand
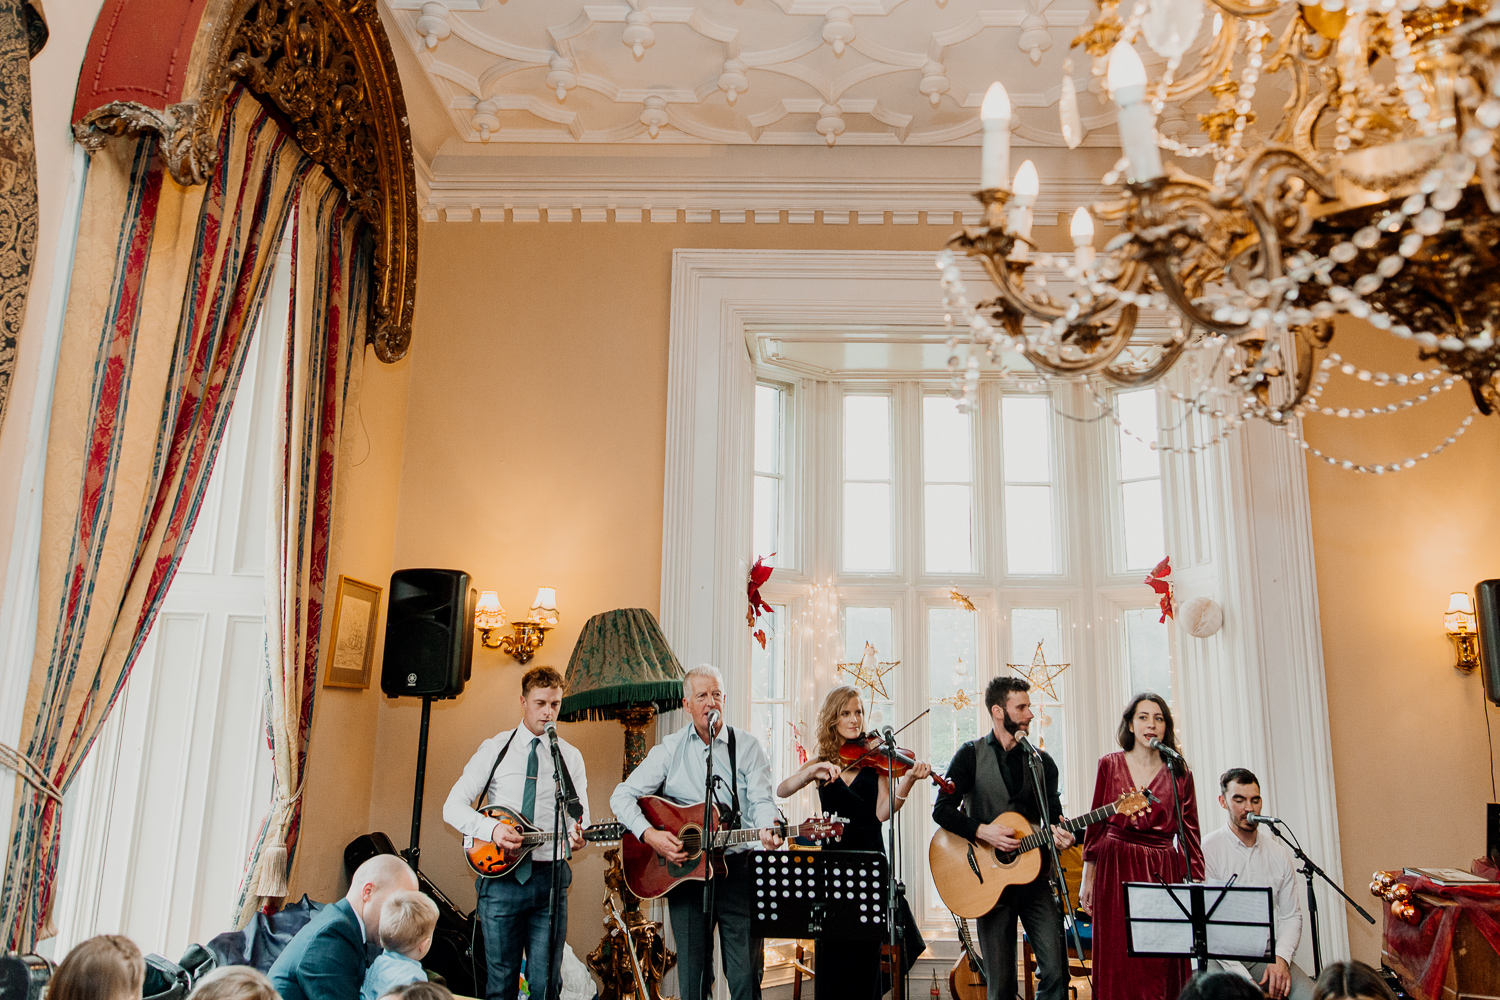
[1124,882,1275,974]
[750,850,889,941]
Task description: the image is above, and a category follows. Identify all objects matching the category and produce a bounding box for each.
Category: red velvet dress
[1082,751,1205,1000]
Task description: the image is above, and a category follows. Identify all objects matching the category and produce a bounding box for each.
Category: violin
[837,734,957,794]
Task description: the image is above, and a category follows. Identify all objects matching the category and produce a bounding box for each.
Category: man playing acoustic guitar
[442,666,589,1000]
[933,676,1074,1000]
[610,664,780,1000]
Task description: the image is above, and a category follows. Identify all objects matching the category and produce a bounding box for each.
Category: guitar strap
[473,729,518,811]
[656,726,742,828]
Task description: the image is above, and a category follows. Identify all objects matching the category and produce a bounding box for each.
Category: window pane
[925,484,973,573]
[753,474,778,563]
[928,607,978,772]
[1121,479,1165,571]
[1031,706,1068,801]
[844,395,892,480]
[1011,607,1061,666]
[1002,396,1052,482]
[1116,390,1160,480]
[755,384,780,474]
[1004,484,1054,574]
[750,606,784,700]
[923,396,972,482]
[752,701,788,790]
[844,483,892,571]
[1125,607,1171,701]
[844,606,895,727]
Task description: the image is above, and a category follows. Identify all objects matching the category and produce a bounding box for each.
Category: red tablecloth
[1383,866,1500,999]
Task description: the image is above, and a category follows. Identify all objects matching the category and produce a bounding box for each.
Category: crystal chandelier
[940,0,1500,472]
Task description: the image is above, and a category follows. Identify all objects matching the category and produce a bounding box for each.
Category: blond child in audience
[190,967,279,1000]
[49,935,145,1000]
[379,982,452,1000]
[360,890,439,1000]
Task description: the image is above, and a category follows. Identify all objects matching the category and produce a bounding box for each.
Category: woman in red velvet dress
[1080,692,1204,1000]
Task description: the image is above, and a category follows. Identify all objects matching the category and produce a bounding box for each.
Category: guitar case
[343,833,486,999]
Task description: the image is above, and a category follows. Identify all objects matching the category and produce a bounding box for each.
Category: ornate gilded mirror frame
[71,0,417,362]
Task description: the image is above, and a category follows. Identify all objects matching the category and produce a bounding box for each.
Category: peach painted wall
[1302,318,1500,963]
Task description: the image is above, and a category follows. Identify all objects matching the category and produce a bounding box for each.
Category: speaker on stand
[1473,579,1500,707]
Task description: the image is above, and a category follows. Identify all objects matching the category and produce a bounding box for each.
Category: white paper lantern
[1179,596,1223,638]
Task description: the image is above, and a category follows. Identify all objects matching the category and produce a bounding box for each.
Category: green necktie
[514,737,540,884]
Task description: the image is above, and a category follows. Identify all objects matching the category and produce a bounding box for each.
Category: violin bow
[831,708,933,778]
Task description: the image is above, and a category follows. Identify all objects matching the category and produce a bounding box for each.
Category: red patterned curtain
[0,87,317,950]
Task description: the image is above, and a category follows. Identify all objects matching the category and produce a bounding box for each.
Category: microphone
[705,708,722,731]
[1015,731,1040,755]
[1247,814,1281,826]
[880,725,897,746]
[544,720,559,744]
[1146,737,1183,762]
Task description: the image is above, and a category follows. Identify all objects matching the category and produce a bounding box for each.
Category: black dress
[813,767,926,1000]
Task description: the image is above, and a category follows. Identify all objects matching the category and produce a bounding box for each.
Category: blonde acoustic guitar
[929,789,1152,918]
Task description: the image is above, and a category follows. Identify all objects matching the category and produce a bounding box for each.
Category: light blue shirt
[360,950,425,1000]
[609,723,776,854]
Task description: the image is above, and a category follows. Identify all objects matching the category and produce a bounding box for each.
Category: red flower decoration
[1144,556,1174,623]
[748,554,775,649]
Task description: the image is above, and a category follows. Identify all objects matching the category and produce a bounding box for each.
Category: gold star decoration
[837,640,899,699]
[949,588,976,612]
[1008,640,1069,700]
[938,688,974,711]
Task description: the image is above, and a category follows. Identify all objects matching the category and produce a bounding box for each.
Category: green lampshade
[559,608,684,722]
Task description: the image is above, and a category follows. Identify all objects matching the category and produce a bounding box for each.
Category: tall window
[749,375,1171,930]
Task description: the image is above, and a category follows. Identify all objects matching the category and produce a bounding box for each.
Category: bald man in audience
[271,855,420,1000]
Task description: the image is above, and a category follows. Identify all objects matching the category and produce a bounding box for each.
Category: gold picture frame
[323,575,382,689]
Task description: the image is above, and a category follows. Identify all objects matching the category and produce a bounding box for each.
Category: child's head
[189,967,278,1000]
[380,982,453,1000]
[49,935,145,1000]
[379,889,440,960]
[1312,961,1399,1000]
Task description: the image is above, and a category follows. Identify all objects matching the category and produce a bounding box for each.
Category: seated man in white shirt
[1203,768,1315,1000]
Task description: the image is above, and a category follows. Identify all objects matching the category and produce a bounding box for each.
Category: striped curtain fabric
[0,87,317,950]
[233,169,370,927]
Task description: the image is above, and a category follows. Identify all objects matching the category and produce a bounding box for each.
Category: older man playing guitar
[610,664,780,1000]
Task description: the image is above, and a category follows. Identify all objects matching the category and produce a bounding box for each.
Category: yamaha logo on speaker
[407,672,417,687]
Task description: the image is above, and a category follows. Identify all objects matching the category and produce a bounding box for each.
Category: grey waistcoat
[962,732,1016,824]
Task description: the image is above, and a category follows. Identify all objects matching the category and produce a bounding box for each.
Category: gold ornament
[938,689,974,711]
[837,640,899,699]
[1008,641,1070,700]
[949,588,977,612]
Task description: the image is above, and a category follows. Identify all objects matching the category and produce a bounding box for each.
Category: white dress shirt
[443,726,590,862]
[1203,823,1303,964]
[609,723,776,855]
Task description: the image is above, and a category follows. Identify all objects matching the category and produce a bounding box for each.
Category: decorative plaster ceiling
[384,0,1128,148]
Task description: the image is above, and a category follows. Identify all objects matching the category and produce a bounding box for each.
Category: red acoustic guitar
[621,795,845,899]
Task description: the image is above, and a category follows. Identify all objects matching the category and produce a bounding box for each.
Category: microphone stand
[1021,736,1090,994]
[1263,820,1375,976]
[545,727,575,1000]
[882,729,906,1000]
[701,713,719,1000]
[1153,742,1191,879]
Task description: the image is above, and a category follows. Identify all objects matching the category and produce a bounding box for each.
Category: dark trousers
[975,878,1067,1000]
[476,861,571,1000]
[666,854,763,1000]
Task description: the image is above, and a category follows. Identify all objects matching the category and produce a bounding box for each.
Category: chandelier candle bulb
[1107,43,1164,182]
[1071,207,1096,270]
[980,82,1013,190]
[1009,160,1039,260]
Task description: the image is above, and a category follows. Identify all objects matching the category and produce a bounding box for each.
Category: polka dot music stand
[751,849,891,940]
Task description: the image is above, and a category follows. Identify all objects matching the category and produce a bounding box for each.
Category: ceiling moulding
[380,0,1130,148]
[422,174,1106,223]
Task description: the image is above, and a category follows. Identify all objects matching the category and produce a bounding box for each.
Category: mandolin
[948,914,986,1000]
[929,788,1151,918]
[621,794,844,899]
[465,804,625,877]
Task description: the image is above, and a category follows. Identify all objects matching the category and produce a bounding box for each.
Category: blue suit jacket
[269,898,371,1000]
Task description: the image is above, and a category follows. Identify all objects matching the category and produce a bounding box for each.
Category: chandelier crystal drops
[940,0,1500,471]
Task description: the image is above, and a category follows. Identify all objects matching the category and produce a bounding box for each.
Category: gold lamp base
[1451,631,1481,673]
[478,619,553,664]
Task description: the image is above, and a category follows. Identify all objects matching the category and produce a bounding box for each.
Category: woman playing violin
[776,685,930,1000]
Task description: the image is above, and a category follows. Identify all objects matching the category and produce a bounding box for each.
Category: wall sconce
[475,587,560,664]
[1445,591,1479,673]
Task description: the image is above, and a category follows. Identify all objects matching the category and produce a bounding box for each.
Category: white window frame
[661,249,1345,964]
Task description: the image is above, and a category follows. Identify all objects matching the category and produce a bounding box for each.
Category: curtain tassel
[253,838,289,897]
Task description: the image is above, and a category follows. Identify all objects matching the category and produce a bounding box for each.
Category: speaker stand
[401,695,435,871]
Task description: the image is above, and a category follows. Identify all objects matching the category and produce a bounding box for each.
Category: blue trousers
[476,861,571,1000]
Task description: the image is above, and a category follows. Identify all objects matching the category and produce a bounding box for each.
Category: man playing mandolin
[609,664,779,1000]
[442,665,588,1000]
[933,676,1074,1000]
